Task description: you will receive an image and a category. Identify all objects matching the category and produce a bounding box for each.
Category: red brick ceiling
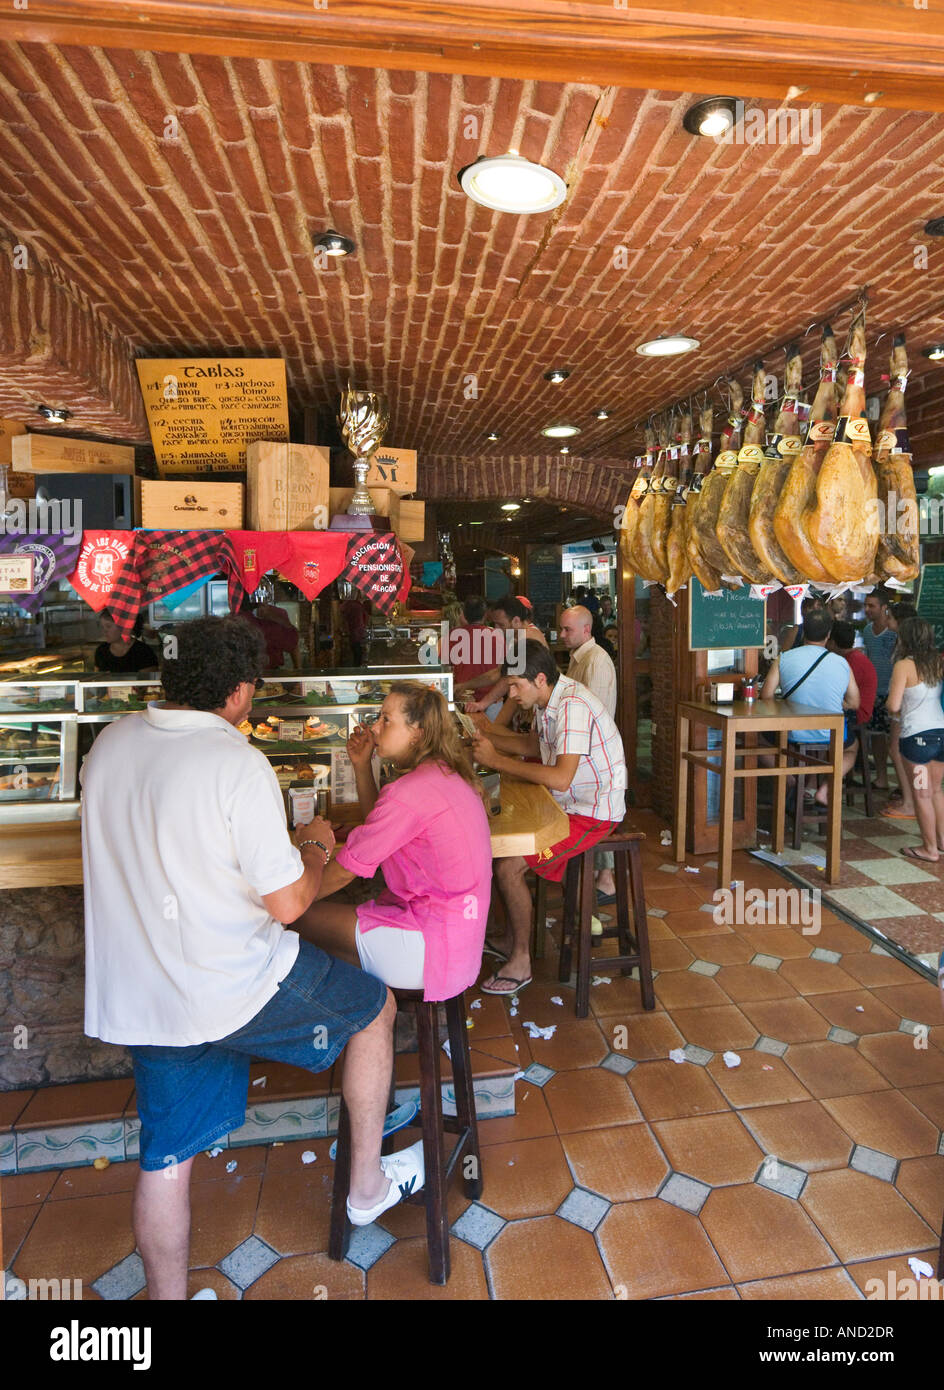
[1,45,943,464]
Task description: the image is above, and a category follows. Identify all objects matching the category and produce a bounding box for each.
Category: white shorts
[354,918,426,989]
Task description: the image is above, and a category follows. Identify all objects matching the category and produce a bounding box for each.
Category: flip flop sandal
[480,973,533,996]
[596,891,617,906]
[482,940,509,962]
[900,846,940,864]
[881,807,917,820]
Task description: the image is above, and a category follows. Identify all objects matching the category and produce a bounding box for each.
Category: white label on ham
[806,421,836,443]
[737,444,765,465]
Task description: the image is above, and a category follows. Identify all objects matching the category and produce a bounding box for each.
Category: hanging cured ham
[665,409,693,598]
[748,345,803,584]
[773,326,839,582]
[690,379,744,581]
[684,403,723,592]
[620,426,656,574]
[634,415,672,582]
[806,305,880,582]
[873,335,920,583]
[716,362,776,583]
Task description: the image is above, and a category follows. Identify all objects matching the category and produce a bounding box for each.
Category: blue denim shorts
[899,730,944,765]
[129,939,387,1171]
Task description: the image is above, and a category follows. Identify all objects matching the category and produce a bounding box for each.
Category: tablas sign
[136,359,290,476]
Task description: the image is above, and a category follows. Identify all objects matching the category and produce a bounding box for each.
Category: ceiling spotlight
[923,344,944,361]
[501,503,520,512]
[36,404,72,423]
[544,368,570,385]
[682,97,739,139]
[923,217,944,237]
[636,335,700,357]
[541,423,581,438]
[486,431,501,443]
[560,446,570,454]
[312,229,356,258]
[458,154,567,214]
[594,408,610,420]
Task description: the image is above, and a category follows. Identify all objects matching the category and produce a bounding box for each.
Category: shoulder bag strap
[780,648,830,701]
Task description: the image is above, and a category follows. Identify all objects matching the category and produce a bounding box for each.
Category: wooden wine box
[135,479,244,529]
[363,447,418,496]
[397,500,426,542]
[12,433,135,474]
[0,419,26,466]
[329,487,401,532]
[245,441,330,531]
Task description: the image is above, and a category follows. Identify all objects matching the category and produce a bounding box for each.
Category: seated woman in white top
[886,617,944,863]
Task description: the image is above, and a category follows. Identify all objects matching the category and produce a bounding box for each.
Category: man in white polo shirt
[471,641,626,995]
[81,615,422,1301]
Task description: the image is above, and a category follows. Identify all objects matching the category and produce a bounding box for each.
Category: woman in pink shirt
[293,682,492,1001]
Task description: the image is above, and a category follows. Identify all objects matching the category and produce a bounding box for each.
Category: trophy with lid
[333,384,391,530]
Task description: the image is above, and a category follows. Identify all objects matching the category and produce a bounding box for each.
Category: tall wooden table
[674,699,845,890]
[489,773,569,858]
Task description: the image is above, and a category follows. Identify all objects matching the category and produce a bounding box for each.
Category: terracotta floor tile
[643,915,676,941]
[737,1268,862,1299]
[562,1123,670,1201]
[806,921,874,954]
[821,1090,940,1159]
[901,1082,944,1130]
[461,991,514,1039]
[587,1010,684,1061]
[487,1214,614,1299]
[714,964,796,1003]
[244,1252,365,1301]
[667,909,735,938]
[645,884,704,912]
[783,1040,892,1099]
[472,1035,522,1067]
[778,957,860,995]
[369,1234,490,1299]
[686,934,755,965]
[869,982,944,1026]
[245,1060,328,1101]
[706,1051,812,1109]
[629,1059,729,1123]
[843,1246,940,1297]
[13,1191,135,1285]
[857,1032,944,1089]
[667,1286,740,1300]
[377,1180,470,1241]
[738,1099,853,1172]
[0,1169,58,1208]
[807,990,901,1036]
[670,1004,759,1052]
[589,975,664,1018]
[738,996,831,1043]
[597,1199,729,1299]
[653,971,729,1011]
[842,953,927,989]
[15,1079,135,1130]
[254,1167,331,1257]
[523,1018,609,1071]
[48,1160,138,1201]
[544,1068,643,1133]
[188,1173,262,1268]
[260,1137,332,1175]
[478,1082,556,1146]
[476,1135,572,1220]
[189,1144,269,1182]
[801,1169,934,1262]
[653,1113,763,1186]
[649,939,696,971]
[701,1184,837,1282]
[733,927,815,960]
[0,1089,33,1131]
[498,979,577,1029]
[895,1155,944,1228]
[1,1202,40,1267]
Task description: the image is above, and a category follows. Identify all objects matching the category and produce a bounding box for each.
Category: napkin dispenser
[709,681,735,704]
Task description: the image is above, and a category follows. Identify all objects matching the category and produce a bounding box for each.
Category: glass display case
[0,666,453,824]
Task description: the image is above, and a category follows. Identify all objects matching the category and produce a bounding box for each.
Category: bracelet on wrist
[298,838,331,862]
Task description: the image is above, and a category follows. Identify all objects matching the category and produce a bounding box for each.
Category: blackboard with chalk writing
[688,576,766,651]
[917,563,944,647]
[527,546,563,630]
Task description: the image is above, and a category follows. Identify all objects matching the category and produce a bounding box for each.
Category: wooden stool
[328,987,483,1285]
[531,874,548,960]
[844,724,874,818]
[558,832,655,1019]
[791,741,831,848]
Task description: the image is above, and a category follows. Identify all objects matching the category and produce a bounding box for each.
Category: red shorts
[525,815,619,883]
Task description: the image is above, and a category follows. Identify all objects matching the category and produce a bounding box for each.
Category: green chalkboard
[688,576,766,651]
[917,563,944,647]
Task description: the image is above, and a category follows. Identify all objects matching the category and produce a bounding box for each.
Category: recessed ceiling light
[470,520,484,525]
[923,217,944,237]
[458,154,567,214]
[923,344,944,360]
[682,97,739,139]
[541,423,581,439]
[501,503,520,512]
[560,446,570,454]
[486,431,501,442]
[312,229,356,258]
[594,408,610,420]
[36,404,71,423]
[636,335,700,357]
[544,368,570,384]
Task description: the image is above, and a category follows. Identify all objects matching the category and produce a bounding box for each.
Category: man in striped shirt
[471,641,626,995]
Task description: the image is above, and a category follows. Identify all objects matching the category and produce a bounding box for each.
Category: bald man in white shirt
[559,606,619,900]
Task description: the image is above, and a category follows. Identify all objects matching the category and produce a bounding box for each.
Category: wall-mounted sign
[135,359,290,476]
[0,553,35,594]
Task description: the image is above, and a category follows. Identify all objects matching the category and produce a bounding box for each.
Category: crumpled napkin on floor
[669,1048,687,1065]
[522,1021,557,1040]
[908,1257,934,1280]
[723,1051,741,1069]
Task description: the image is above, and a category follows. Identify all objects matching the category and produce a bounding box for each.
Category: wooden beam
[9,0,944,113]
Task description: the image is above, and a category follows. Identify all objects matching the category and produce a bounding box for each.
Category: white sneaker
[346,1139,426,1227]
[191,1288,218,1300]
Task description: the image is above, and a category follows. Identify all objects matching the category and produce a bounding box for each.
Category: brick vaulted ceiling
[1,44,944,474]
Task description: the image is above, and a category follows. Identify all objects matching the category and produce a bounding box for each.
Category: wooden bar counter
[674,699,845,891]
[489,773,570,859]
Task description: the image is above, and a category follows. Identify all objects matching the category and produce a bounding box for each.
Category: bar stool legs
[531,874,547,960]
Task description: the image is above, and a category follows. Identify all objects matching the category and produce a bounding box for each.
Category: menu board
[527,545,563,629]
[689,576,766,651]
[917,562,944,647]
[135,358,289,476]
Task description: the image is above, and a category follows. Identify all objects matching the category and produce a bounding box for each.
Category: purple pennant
[0,531,84,612]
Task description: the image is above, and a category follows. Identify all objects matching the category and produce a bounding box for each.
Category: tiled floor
[2,810,942,1300]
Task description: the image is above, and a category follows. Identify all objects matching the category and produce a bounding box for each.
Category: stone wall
[0,886,131,1092]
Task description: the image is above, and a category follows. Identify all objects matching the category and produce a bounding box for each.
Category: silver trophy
[337,384,390,515]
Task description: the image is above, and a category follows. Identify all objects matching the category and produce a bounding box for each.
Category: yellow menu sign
[135,359,290,476]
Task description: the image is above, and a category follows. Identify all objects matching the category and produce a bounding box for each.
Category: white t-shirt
[566,638,617,718]
[81,704,303,1046]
